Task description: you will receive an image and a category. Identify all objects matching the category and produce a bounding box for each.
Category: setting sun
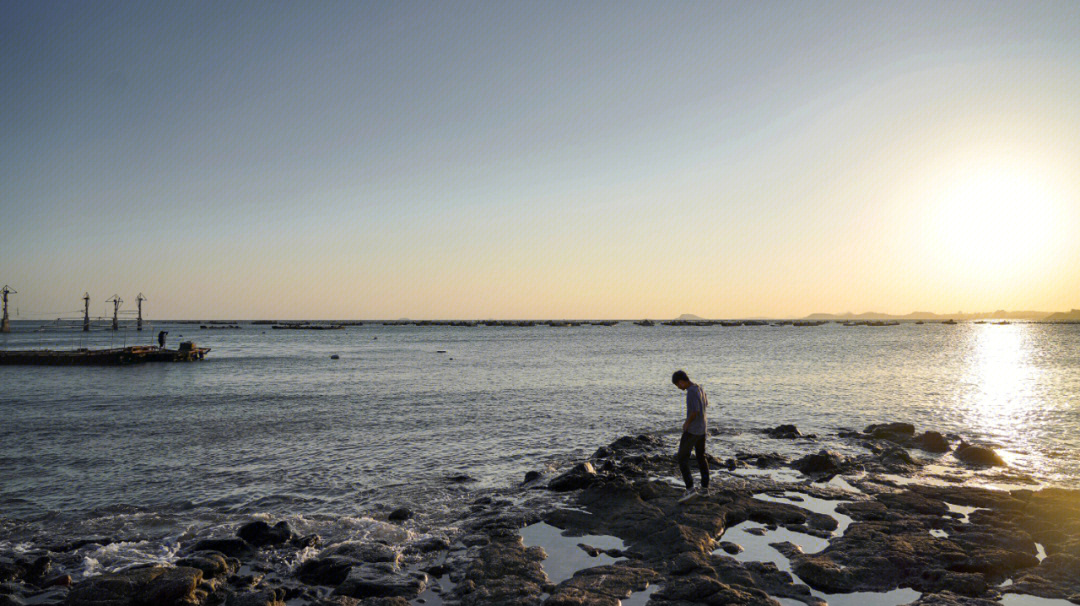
[933,163,1064,280]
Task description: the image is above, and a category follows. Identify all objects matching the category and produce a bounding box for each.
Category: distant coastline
[804,309,1080,321]
[6,309,1080,324]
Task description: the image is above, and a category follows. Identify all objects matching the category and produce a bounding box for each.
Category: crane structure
[1,285,15,333]
[136,293,147,331]
[106,294,123,331]
[83,293,91,331]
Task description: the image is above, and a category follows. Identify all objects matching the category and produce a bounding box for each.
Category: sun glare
[935,167,1057,272]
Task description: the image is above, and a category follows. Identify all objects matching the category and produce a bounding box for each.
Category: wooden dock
[0,342,211,366]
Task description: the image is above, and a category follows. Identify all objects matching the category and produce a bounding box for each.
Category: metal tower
[1,285,14,333]
[83,293,91,332]
[106,294,123,331]
[136,293,147,331]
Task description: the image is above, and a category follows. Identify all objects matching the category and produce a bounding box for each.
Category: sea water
[2,320,1079,571]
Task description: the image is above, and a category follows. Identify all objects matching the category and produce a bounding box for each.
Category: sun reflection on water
[957,323,1046,472]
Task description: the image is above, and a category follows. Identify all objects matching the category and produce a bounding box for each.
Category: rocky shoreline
[3,424,1079,606]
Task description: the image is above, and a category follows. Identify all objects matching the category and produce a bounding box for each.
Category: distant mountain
[1045,309,1080,322]
[805,310,1056,321]
[677,313,705,320]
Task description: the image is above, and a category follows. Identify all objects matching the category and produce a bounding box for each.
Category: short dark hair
[672,370,689,384]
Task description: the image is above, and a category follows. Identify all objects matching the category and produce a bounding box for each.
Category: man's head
[672,370,691,390]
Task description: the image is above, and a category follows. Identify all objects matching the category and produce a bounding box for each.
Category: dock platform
[0,342,211,366]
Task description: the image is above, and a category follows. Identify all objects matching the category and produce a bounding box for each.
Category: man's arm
[683,410,699,433]
[683,387,702,432]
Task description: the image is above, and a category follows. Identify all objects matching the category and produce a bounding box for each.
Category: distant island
[676,313,705,320]
[1045,309,1080,322]
[804,309,1071,321]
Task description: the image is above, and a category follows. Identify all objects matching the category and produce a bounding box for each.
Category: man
[157,330,168,349]
[672,370,709,502]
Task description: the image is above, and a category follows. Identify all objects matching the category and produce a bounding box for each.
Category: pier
[0,342,211,366]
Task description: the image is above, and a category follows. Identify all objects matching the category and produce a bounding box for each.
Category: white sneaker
[678,488,699,503]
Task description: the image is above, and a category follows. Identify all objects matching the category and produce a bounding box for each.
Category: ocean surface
[2,320,1079,574]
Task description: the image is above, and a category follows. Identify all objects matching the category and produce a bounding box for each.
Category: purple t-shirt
[686,383,708,435]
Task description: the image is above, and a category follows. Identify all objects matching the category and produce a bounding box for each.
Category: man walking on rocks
[672,370,709,501]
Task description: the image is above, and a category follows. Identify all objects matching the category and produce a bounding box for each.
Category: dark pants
[676,432,709,490]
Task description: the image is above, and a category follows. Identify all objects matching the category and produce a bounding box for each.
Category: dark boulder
[792,450,845,475]
[387,508,412,522]
[138,567,203,605]
[190,538,251,558]
[321,541,399,565]
[296,556,355,587]
[333,563,427,600]
[548,462,598,492]
[523,470,542,484]
[175,551,238,579]
[955,442,1006,467]
[765,425,802,439]
[865,422,916,442]
[236,521,294,547]
[65,565,203,606]
[911,431,951,453]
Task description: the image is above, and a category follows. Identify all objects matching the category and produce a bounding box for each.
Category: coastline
[3,426,1079,606]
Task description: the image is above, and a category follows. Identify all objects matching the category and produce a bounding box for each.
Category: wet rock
[191,538,251,558]
[330,355,340,360]
[1009,552,1080,600]
[653,574,778,605]
[176,552,239,579]
[24,557,51,585]
[548,462,598,492]
[552,565,660,606]
[297,556,356,587]
[405,537,450,555]
[912,569,988,597]
[0,560,18,584]
[880,446,918,468]
[669,552,713,575]
[0,595,25,606]
[45,574,73,588]
[792,450,845,475]
[955,442,1006,467]
[236,521,295,547]
[462,535,490,548]
[865,422,916,442]
[225,588,286,606]
[764,425,802,439]
[333,564,427,600]
[577,544,602,557]
[452,536,546,606]
[65,565,202,606]
[718,542,743,555]
[323,542,400,565]
[388,508,413,522]
[911,431,951,453]
[447,474,476,483]
[523,471,542,484]
[139,566,204,605]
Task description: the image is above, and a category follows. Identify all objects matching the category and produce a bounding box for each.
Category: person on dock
[157,330,168,349]
[672,370,709,502]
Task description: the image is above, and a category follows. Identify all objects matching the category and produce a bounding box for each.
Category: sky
[2,1,1079,320]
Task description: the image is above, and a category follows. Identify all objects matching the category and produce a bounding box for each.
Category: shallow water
[3,320,1080,570]
[1000,594,1076,606]
[519,521,624,584]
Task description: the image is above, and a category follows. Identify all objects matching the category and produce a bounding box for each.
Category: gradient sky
[2,2,1079,320]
